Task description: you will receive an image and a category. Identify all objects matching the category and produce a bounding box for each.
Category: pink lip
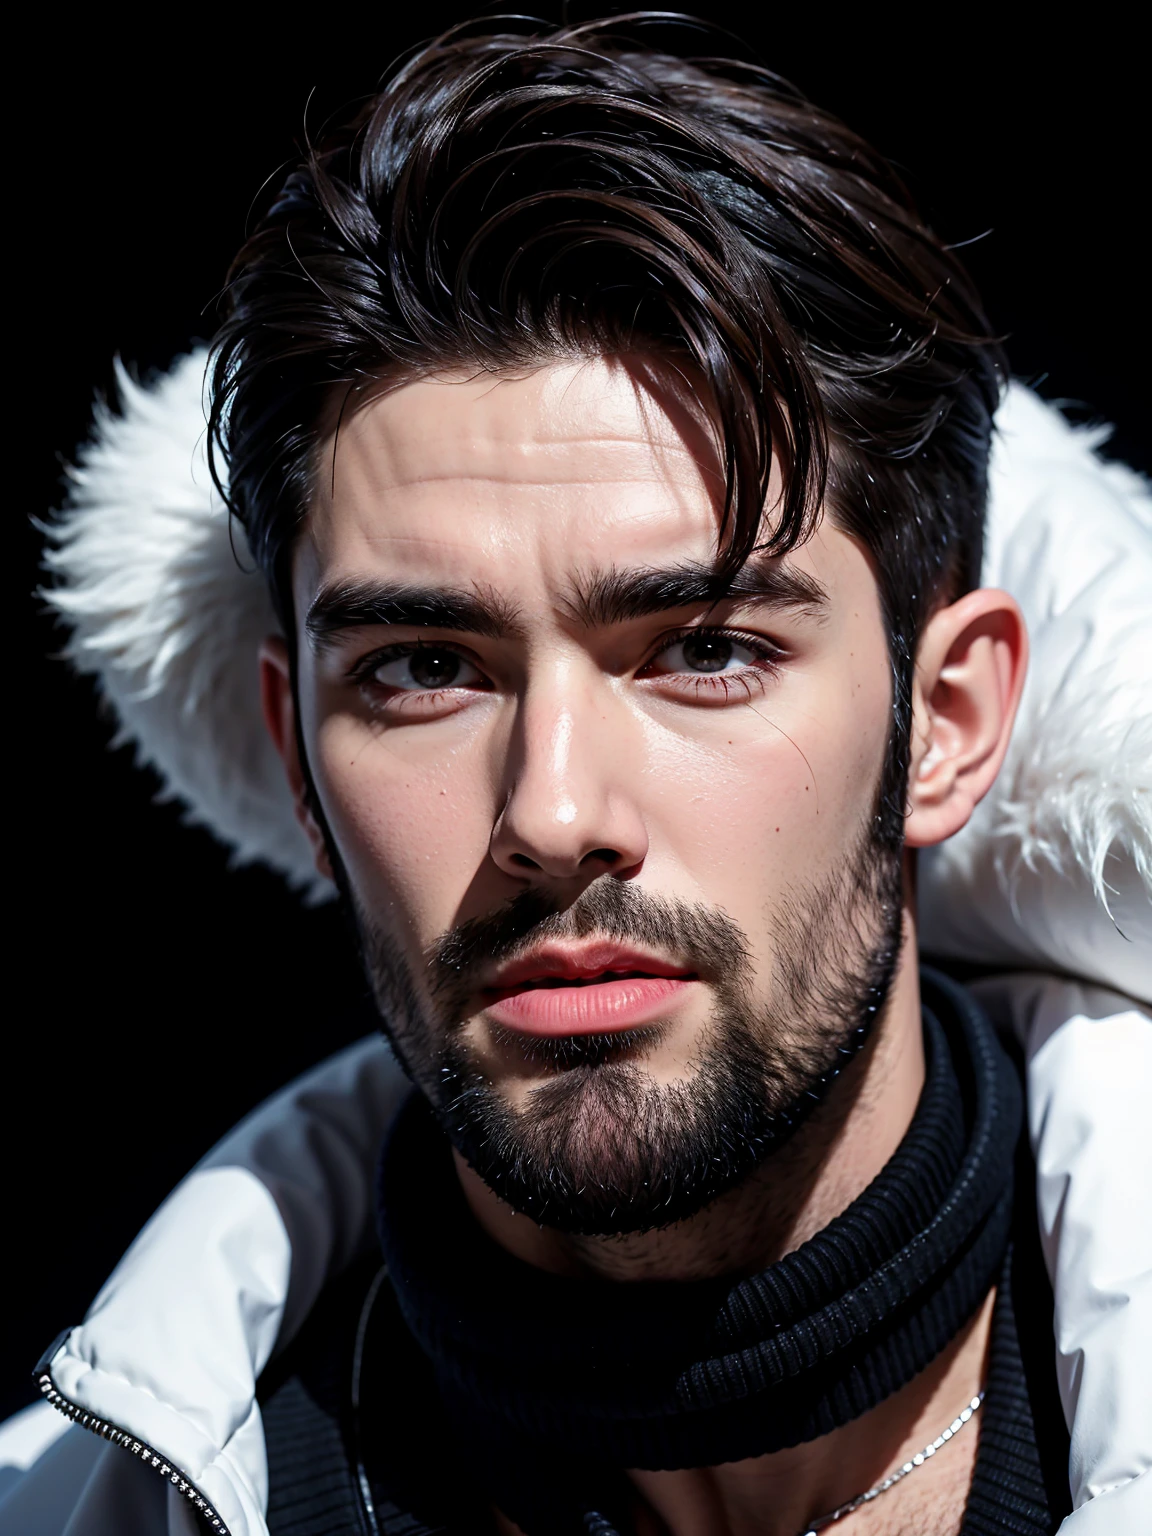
[482,944,698,1037]
[486,976,694,1036]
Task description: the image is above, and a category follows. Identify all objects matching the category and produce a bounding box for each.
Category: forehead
[302,359,718,584]
[296,357,854,607]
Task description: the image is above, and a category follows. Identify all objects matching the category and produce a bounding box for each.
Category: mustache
[427,879,752,999]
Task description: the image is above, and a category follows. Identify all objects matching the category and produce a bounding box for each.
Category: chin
[436,1027,792,1236]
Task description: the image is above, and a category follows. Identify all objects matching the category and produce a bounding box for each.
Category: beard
[350,819,904,1238]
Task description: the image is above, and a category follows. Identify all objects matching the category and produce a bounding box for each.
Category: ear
[904,588,1028,848]
[259,636,334,880]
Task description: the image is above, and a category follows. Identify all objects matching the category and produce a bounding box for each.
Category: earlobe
[258,636,334,880]
[904,589,1028,849]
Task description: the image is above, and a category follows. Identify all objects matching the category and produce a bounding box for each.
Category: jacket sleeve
[971,973,1152,1533]
[0,1418,167,1536]
[12,1036,410,1536]
[195,1032,410,1349]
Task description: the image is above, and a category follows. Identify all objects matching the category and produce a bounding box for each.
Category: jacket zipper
[35,1330,232,1534]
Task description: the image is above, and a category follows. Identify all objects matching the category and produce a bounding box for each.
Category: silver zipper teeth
[38,1370,231,1534]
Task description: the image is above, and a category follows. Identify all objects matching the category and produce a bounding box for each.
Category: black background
[7,4,1148,1417]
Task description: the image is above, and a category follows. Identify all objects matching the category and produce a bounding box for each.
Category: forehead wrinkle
[332,452,705,497]
[328,413,707,498]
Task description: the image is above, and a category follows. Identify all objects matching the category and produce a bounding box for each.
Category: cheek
[311,712,496,946]
[637,650,890,904]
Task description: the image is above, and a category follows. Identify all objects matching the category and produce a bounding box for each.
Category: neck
[618,1288,992,1536]
[378,952,1020,1536]
[463,914,994,1534]
[455,907,925,1284]
[486,1286,991,1536]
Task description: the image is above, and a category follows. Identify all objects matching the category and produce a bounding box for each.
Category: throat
[373,971,1023,1535]
[625,1287,993,1536]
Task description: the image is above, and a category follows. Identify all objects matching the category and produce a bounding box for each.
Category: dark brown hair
[209,12,1005,845]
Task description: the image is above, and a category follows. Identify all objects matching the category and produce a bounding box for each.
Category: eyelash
[347,628,785,702]
[346,642,488,714]
[348,642,467,683]
[640,625,785,700]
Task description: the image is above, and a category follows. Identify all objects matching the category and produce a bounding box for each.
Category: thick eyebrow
[567,556,828,628]
[305,579,521,650]
[306,558,826,651]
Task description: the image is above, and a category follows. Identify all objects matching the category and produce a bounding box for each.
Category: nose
[489,672,649,882]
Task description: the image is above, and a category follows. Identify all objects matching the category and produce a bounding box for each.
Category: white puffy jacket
[0,381,1148,1534]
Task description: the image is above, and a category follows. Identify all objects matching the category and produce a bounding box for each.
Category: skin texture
[261,357,1027,1533]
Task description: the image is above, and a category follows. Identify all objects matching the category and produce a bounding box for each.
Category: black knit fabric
[958,1133,1074,1536]
[962,1261,1059,1536]
[259,1237,1069,1536]
[259,970,1069,1536]
[376,970,1019,1492]
[258,1261,370,1536]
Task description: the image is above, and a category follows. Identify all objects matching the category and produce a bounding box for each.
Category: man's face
[292,358,901,1231]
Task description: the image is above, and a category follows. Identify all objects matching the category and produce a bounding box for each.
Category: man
[216,16,1056,1533]
[19,15,1077,1535]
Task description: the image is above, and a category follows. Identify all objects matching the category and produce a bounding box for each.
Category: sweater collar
[376,969,1020,1526]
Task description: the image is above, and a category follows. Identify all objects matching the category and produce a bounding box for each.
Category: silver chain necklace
[798,1390,985,1534]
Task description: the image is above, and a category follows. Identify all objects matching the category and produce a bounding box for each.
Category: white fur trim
[919,385,1151,1000]
[43,353,330,900]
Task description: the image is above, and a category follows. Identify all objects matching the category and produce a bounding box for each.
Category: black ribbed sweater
[258,970,1070,1536]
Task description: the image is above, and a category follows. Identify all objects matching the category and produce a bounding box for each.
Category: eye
[368,645,485,692]
[648,630,766,676]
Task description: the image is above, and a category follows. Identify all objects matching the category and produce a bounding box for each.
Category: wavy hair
[209,12,1005,846]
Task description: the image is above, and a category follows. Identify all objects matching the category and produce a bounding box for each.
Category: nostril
[510,852,542,869]
[582,848,620,866]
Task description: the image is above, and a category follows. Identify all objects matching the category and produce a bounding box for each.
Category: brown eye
[370,646,483,692]
[408,648,461,687]
[650,631,761,676]
[679,632,734,673]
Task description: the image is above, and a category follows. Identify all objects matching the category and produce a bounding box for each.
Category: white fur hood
[40,360,1152,995]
